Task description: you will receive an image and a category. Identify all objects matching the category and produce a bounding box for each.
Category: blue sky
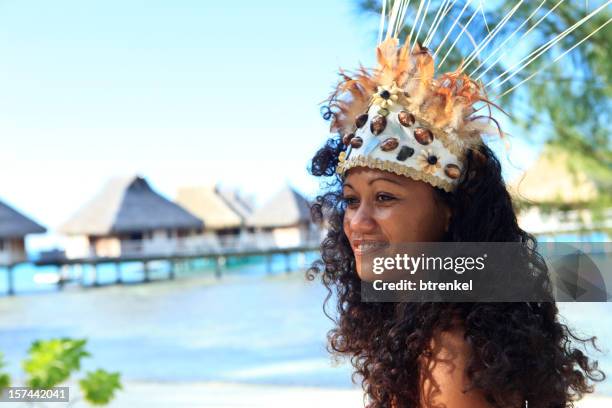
[0,0,539,250]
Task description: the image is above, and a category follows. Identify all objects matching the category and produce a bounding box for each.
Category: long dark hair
[306,134,605,408]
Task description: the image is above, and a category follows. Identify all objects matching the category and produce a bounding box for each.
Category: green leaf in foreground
[23,338,90,389]
[0,352,10,389]
[79,369,122,405]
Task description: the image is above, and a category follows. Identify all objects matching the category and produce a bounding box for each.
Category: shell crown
[328,38,497,192]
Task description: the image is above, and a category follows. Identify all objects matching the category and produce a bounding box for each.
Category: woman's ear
[433,189,452,236]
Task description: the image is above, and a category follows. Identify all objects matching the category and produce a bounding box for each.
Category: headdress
[326,1,610,192]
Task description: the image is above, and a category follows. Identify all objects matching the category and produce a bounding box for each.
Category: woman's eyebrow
[342,183,354,190]
[368,177,404,186]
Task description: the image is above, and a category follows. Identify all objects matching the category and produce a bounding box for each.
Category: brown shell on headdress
[342,133,355,146]
[350,136,363,148]
[414,128,434,145]
[370,115,387,135]
[355,113,369,128]
[398,111,415,127]
[380,138,399,152]
[444,164,461,179]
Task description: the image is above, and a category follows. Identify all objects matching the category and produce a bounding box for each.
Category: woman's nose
[349,202,377,234]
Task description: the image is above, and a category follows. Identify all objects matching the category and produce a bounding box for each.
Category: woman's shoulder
[418,325,493,408]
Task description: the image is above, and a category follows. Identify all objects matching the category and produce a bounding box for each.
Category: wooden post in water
[57,265,65,291]
[169,259,176,280]
[6,265,14,296]
[143,261,150,282]
[214,256,224,279]
[78,264,86,286]
[266,254,272,274]
[285,252,291,273]
[91,263,99,287]
[115,262,122,284]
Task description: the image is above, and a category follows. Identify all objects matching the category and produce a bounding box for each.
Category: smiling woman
[307,137,605,408]
[305,6,606,404]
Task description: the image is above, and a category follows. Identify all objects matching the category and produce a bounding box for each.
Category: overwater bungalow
[246,186,318,248]
[509,147,611,237]
[60,176,204,259]
[216,188,254,222]
[0,198,46,266]
[176,185,252,248]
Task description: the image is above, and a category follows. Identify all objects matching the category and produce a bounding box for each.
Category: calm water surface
[0,259,610,396]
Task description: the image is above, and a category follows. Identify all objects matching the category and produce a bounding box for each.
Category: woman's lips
[352,240,390,256]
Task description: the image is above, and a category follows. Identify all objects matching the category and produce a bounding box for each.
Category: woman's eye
[376,193,395,202]
[342,196,358,206]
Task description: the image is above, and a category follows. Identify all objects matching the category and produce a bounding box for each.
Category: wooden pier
[2,243,320,296]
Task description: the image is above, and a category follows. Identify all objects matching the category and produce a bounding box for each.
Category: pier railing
[116,235,318,258]
[2,236,323,296]
[35,235,323,266]
[0,252,25,266]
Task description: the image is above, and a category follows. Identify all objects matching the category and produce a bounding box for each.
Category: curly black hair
[306,134,605,408]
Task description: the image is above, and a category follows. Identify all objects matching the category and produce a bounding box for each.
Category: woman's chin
[355,266,378,282]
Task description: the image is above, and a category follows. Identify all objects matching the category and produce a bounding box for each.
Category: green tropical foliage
[79,369,123,405]
[0,337,123,406]
[0,352,10,390]
[23,338,90,389]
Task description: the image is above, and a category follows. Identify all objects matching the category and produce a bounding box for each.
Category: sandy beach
[34,381,609,408]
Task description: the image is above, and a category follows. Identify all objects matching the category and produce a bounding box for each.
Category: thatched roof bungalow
[60,176,203,258]
[246,186,318,248]
[176,186,244,230]
[509,147,611,237]
[216,188,254,220]
[0,198,46,265]
[175,185,252,247]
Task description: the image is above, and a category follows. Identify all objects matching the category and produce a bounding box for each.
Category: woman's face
[342,167,451,279]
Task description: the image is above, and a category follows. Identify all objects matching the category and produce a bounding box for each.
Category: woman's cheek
[384,204,423,242]
[343,212,352,236]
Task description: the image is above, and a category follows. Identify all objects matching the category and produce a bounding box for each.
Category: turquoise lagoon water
[0,254,611,397]
[0,254,355,388]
